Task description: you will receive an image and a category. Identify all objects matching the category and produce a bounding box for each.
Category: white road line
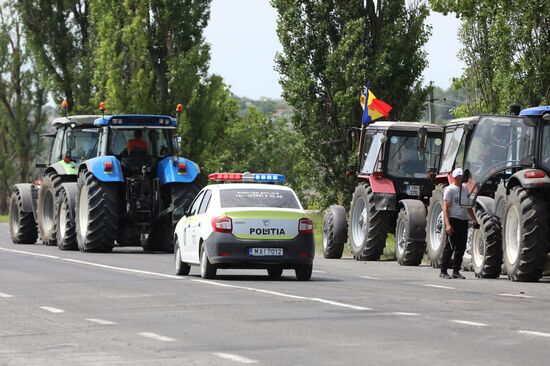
[518,330,550,338]
[86,318,117,325]
[0,245,370,312]
[360,276,380,280]
[214,353,258,364]
[392,312,420,316]
[450,320,487,327]
[312,270,327,273]
[138,332,176,342]
[0,247,60,259]
[191,279,371,311]
[424,284,455,290]
[40,306,65,314]
[0,292,13,298]
[498,293,534,299]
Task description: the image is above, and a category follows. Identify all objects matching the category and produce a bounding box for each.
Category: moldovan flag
[360,90,392,123]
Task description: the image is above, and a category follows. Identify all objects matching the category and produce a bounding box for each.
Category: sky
[205,1,464,100]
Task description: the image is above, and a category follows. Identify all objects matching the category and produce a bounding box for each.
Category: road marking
[0,292,13,298]
[498,293,534,299]
[213,353,258,364]
[424,284,455,290]
[191,279,371,311]
[138,332,176,342]
[0,246,369,312]
[60,258,184,280]
[450,320,487,327]
[518,330,550,338]
[312,270,327,273]
[0,247,60,259]
[392,312,420,316]
[86,318,116,325]
[40,307,65,314]
[360,276,380,280]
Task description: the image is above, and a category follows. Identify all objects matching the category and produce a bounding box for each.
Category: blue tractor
[57,112,201,253]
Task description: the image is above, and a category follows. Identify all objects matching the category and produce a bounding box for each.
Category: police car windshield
[220,188,300,209]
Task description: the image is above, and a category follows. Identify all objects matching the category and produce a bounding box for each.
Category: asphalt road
[1,223,549,366]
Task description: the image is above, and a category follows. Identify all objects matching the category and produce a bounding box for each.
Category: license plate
[406,185,420,196]
[248,248,283,256]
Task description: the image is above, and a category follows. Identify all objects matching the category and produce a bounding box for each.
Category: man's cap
[452,168,463,178]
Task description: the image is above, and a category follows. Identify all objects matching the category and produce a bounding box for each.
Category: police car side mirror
[173,207,185,221]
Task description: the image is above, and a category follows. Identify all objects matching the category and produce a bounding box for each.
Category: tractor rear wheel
[56,187,77,250]
[395,208,424,266]
[36,172,62,246]
[502,186,548,282]
[426,184,446,268]
[349,183,388,261]
[145,181,202,253]
[9,189,38,244]
[75,170,119,252]
[322,205,347,259]
[471,204,502,278]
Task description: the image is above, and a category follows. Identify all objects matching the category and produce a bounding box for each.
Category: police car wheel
[267,268,283,279]
[295,264,312,281]
[200,245,217,279]
[174,240,190,276]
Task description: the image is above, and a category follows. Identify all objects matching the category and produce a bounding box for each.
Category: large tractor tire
[56,187,77,250]
[322,205,347,259]
[145,181,202,253]
[9,189,38,244]
[471,204,502,278]
[502,186,548,282]
[75,170,119,253]
[395,208,424,266]
[36,172,63,246]
[426,184,446,268]
[348,183,389,261]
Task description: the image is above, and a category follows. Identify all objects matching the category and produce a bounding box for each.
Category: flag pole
[358,81,371,172]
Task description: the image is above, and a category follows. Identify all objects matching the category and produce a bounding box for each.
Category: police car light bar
[208,172,285,183]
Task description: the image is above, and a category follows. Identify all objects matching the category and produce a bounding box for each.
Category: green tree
[430,0,550,113]
[0,1,48,212]
[272,0,431,206]
[17,0,93,112]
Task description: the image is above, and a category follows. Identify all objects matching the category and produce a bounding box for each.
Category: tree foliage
[17,0,93,113]
[0,1,48,212]
[272,0,431,206]
[430,0,550,113]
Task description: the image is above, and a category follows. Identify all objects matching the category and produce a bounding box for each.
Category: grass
[310,211,396,261]
[0,215,8,223]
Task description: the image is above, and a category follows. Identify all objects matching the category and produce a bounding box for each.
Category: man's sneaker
[440,272,451,279]
[452,272,466,279]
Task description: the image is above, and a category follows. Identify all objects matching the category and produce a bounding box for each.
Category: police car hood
[222,207,308,240]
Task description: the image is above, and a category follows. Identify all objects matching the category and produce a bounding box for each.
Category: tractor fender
[47,161,78,177]
[398,199,427,242]
[507,169,550,190]
[157,156,200,185]
[59,182,78,221]
[474,195,494,215]
[13,183,37,213]
[368,176,396,211]
[80,156,124,182]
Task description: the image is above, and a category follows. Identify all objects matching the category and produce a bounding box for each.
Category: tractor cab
[358,121,443,202]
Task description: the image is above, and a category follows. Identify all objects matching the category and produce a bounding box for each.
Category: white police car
[173,172,314,280]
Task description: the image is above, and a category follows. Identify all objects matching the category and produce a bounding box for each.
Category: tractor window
[49,129,65,164]
[464,116,534,186]
[540,123,550,171]
[440,127,465,173]
[361,133,384,174]
[387,135,442,178]
[62,128,100,162]
[108,128,174,157]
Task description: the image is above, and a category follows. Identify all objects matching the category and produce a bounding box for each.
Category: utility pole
[428,81,434,124]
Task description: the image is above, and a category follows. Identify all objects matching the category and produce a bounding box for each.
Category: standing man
[441,168,478,279]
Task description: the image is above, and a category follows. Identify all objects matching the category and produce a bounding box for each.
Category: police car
[173,172,315,280]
